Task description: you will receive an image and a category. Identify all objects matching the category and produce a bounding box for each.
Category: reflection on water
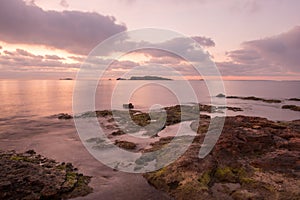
[0,80,300,121]
[0,80,74,119]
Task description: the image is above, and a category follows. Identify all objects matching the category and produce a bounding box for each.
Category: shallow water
[1,79,299,121]
[0,116,171,200]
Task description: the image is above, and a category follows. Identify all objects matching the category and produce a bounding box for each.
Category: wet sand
[0,116,171,200]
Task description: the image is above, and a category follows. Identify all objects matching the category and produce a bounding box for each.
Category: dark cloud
[45,55,65,60]
[192,36,215,47]
[0,0,127,55]
[218,26,300,77]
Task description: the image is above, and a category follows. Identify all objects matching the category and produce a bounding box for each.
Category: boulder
[123,103,134,109]
[57,113,73,120]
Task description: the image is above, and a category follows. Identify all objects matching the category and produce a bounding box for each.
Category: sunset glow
[0,0,299,80]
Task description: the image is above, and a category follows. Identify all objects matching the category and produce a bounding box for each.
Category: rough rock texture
[282,105,300,112]
[57,113,73,120]
[78,104,242,139]
[0,150,92,200]
[144,115,300,200]
[288,98,300,102]
[115,140,137,150]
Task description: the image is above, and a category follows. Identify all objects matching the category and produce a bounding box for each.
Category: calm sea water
[1,79,300,121]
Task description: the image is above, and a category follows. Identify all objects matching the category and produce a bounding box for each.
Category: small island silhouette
[116,76,172,80]
[59,78,73,80]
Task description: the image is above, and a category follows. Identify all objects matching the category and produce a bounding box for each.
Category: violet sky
[0,0,299,80]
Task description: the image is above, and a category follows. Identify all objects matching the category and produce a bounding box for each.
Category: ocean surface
[1,79,300,121]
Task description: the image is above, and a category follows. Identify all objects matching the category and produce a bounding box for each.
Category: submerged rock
[57,113,73,120]
[282,105,300,112]
[288,98,300,102]
[0,150,92,200]
[123,103,134,109]
[112,129,126,136]
[226,96,282,103]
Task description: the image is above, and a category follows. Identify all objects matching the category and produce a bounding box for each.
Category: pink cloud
[218,26,300,77]
[0,0,127,55]
[192,36,215,47]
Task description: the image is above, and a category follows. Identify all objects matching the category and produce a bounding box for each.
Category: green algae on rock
[143,115,300,200]
[0,150,92,200]
[115,140,137,150]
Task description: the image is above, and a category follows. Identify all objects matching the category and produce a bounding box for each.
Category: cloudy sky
[0,0,299,80]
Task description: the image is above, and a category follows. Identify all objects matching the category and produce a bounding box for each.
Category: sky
[0,0,299,80]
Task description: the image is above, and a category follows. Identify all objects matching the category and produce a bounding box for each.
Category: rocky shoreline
[73,104,299,199]
[143,115,300,200]
[216,94,300,112]
[0,150,92,200]
[3,103,299,200]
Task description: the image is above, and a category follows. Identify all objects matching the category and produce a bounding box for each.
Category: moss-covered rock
[143,115,300,200]
[0,150,92,200]
[114,140,137,150]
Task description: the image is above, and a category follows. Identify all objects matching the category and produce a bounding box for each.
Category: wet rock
[57,113,73,120]
[288,98,300,102]
[231,189,257,200]
[123,103,134,109]
[96,110,113,117]
[112,129,126,136]
[114,140,137,150]
[251,150,300,174]
[226,106,243,112]
[282,105,300,112]
[226,96,282,103]
[143,115,300,200]
[211,183,241,199]
[0,150,92,200]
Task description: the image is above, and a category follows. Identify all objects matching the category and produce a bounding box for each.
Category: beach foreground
[0,104,299,199]
[144,115,300,200]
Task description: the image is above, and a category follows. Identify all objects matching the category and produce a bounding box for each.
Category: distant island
[59,78,73,80]
[116,77,127,80]
[116,76,172,81]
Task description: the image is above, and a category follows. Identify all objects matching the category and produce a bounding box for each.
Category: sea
[1,79,300,121]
